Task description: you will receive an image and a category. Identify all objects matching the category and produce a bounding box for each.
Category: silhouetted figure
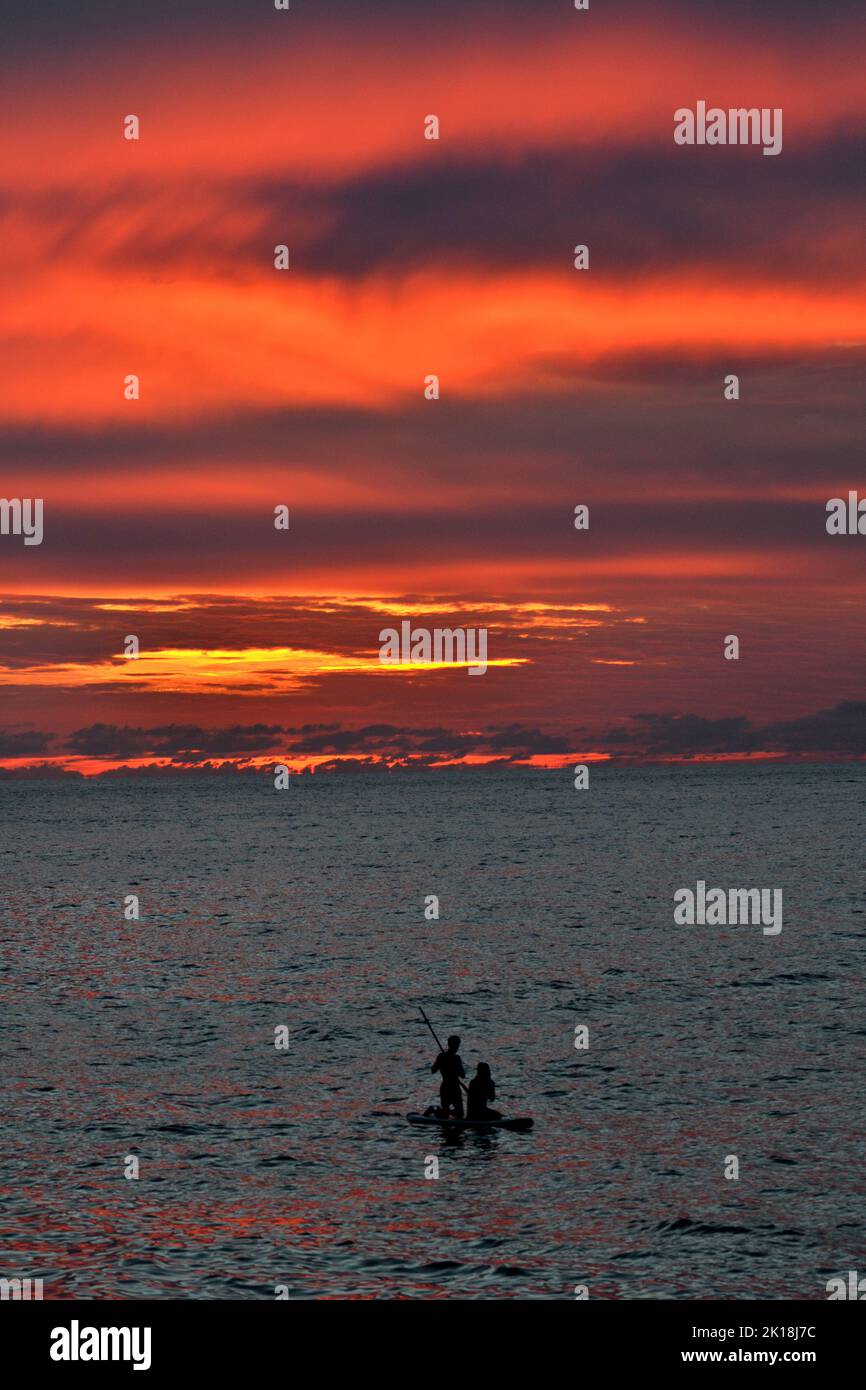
[467,1062,501,1120]
[432,1034,465,1118]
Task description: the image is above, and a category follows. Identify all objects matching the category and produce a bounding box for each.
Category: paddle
[419,1006,469,1094]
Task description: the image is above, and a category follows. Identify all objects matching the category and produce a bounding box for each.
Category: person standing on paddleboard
[432,1035,465,1118]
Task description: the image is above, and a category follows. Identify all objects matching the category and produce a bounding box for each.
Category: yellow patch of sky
[0,643,527,693]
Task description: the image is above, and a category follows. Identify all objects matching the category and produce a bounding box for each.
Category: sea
[1,764,864,1300]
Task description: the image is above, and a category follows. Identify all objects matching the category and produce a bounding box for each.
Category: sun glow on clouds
[0,598,627,703]
[5,272,866,424]
[4,18,866,187]
[0,642,528,695]
[0,615,77,629]
[2,6,864,768]
[338,600,613,616]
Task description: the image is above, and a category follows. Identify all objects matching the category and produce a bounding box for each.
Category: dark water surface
[1,765,864,1299]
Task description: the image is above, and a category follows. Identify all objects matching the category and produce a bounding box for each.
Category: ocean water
[1,764,864,1300]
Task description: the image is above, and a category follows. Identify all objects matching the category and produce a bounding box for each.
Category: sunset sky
[2,0,865,774]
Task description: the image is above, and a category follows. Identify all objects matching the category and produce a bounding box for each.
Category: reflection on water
[1,766,864,1298]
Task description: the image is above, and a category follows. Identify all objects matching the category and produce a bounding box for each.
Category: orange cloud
[0,642,526,695]
[3,269,865,425]
[3,20,866,187]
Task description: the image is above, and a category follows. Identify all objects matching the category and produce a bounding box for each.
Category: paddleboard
[407,1112,533,1132]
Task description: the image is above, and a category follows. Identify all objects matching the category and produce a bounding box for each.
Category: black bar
[4,1298,860,1377]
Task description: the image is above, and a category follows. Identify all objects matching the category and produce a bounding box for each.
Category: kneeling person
[467,1062,501,1120]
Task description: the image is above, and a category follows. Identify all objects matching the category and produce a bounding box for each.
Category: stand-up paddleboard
[407,1112,533,1132]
